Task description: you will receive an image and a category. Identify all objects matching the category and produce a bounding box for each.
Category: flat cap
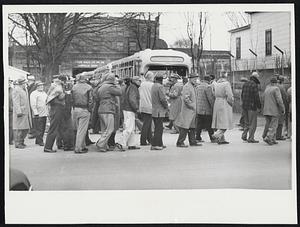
[35,81,44,86]
[240,77,248,82]
[270,77,278,83]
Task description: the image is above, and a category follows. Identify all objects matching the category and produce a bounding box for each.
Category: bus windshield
[146,65,188,78]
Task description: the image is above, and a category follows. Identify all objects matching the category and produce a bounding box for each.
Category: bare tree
[126,12,162,51]
[225,12,250,29]
[172,38,191,48]
[8,13,137,83]
[185,12,208,76]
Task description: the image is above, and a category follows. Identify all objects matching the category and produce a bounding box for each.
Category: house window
[129,41,137,51]
[265,29,272,56]
[116,42,124,51]
[236,37,241,59]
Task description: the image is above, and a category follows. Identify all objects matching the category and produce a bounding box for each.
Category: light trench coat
[211,78,234,130]
[174,82,197,129]
[12,86,32,130]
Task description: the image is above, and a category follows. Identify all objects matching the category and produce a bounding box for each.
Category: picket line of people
[9,70,291,153]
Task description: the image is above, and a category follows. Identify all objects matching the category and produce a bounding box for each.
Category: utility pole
[274,45,284,76]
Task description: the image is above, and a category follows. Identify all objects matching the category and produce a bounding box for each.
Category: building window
[236,37,241,59]
[116,42,124,51]
[265,29,272,56]
[129,41,137,51]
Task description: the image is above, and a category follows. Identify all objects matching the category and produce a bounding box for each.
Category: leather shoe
[75,149,88,154]
[263,138,273,145]
[177,144,188,148]
[15,144,26,149]
[190,143,202,146]
[36,142,44,146]
[44,148,57,153]
[218,141,229,145]
[140,142,151,146]
[150,146,163,150]
[276,137,286,141]
[28,135,35,139]
[82,147,88,151]
[64,147,74,151]
[128,146,141,150]
[241,136,247,141]
[247,139,259,143]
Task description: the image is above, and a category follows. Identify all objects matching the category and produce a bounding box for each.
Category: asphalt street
[9,115,292,191]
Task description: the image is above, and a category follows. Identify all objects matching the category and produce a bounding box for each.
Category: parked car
[9,168,33,191]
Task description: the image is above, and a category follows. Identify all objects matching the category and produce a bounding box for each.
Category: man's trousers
[96,113,115,150]
[140,112,152,145]
[73,107,90,152]
[14,129,29,147]
[263,115,279,142]
[177,127,197,145]
[122,110,136,147]
[45,105,65,150]
[152,117,164,147]
[241,109,258,141]
[34,116,47,144]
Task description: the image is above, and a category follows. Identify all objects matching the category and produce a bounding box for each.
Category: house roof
[228,24,251,33]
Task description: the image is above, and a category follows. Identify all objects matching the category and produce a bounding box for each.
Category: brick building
[9,16,166,78]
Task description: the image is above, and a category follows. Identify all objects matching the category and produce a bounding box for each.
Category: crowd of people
[8,70,292,153]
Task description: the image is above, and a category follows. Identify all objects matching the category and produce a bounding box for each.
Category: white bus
[94,49,192,80]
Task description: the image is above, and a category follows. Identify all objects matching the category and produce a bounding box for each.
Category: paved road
[9,120,292,191]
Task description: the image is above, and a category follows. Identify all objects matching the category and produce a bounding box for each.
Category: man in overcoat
[151,74,169,150]
[72,73,93,154]
[276,75,288,140]
[9,79,14,145]
[166,73,183,134]
[241,72,262,143]
[175,73,202,148]
[139,71,154,146]
[262,77,285,145]
[121,76,141,150]
[12,78,32,149]
[27,75,37,139]
[95,73,122,152]
[195,75,215,142]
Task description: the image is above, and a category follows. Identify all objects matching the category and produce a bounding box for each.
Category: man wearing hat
[139,71,154,146]
[9,78,14,145]
[72,73,93,154]
[174,73,202,148]
[262,76,285,145]
[95,73,122,152]
[240,71,262,143]
[165,73,183,134]
[276,74,288,140]
[26,75,37,139]
[44,75,73,152]
[12,78,32,149]
[151,73,169,150]
[238,77,249,130]
[30,81,48,146]
[195,75,215,143]
[120,75,141,150]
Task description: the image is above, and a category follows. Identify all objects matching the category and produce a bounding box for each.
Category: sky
[159,12,233,50]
